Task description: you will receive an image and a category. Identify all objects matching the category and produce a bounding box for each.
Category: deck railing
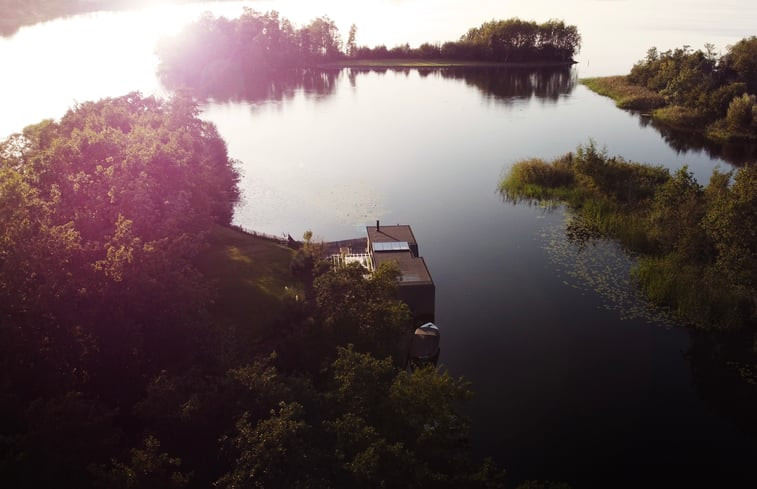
[330,252,374,271]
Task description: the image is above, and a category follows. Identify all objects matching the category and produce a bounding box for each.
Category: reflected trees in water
[638,115,757,166]
[168,66,578,106]
[440,67,576,103]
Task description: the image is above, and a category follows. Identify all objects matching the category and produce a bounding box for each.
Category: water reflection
[638,115,757,166]
[440,67,576,103]
[687,328,757,440]
[174,66,577,105]
[164,68,342,104]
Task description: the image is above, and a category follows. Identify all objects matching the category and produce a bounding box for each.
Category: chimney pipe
[376,220,380,231]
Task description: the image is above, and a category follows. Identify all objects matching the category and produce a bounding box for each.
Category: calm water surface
[2,5,756,487]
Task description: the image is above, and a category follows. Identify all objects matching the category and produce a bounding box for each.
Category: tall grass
[652,106,708,130]
[499,156,579,204]
[634,256,744,330]
[500,146,662,252]
[581,76,666,110]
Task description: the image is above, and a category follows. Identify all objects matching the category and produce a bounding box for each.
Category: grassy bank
[196,225,303,344]
[581,76,666,110]
[582,76,757,143]
[500,142,757,331]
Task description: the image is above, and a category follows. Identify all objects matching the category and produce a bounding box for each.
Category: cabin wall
[398,283,435,322]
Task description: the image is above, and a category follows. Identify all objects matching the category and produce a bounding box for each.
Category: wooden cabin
[366,222,435,321]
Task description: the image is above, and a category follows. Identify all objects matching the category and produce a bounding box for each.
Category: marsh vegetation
[501,141,756,331]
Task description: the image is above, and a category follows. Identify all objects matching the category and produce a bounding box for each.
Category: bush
[635,256,744,330]
[726,93,756,130]
[499,156,575,203]
[652,105,708,129]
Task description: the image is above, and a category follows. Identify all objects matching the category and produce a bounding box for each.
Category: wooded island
[156,9,580,92]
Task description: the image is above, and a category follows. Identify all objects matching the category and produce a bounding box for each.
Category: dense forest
[583,37,757,142]
[0,94,513,488]
[156,9,580,92]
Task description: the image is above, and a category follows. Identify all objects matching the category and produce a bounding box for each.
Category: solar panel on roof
[372,241,410,252]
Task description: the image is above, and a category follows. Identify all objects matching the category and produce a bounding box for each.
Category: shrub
[499,156,575,203]
[652,105,707,129]
[726,93,756,130]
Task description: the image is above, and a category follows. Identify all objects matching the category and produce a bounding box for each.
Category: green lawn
[196,225,303,345]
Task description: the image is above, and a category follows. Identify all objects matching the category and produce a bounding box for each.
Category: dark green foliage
[352,18,580,63]
[0,94,241,487]
[0,94,240,403]
[702,165,757,319]
[619,40,757,141]
[500,142,757,330]
[95,436,191,489]
[323,346,500,489]
[2,392,122,489]
[217,402,315,489]
[720,36,757,93]
[314,262,413,361]
[647,167,707,257]
[726,93,757,130]
[1,97,501,487]
[458,19,581,62]
[573,142,669,206]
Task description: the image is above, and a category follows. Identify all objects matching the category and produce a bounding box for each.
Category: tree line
[0,94,511,488]
[350,19,580,62]
[156,9,580,91]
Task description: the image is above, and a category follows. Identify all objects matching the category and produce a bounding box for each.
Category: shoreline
[581,76,757,145]
[314,58,576,69]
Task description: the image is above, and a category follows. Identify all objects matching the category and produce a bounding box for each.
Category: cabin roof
[373,251,433,285]
[366,225,417,246]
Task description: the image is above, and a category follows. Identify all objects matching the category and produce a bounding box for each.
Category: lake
[2,3,756,487]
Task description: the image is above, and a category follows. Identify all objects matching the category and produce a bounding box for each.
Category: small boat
[406,322,440,371]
